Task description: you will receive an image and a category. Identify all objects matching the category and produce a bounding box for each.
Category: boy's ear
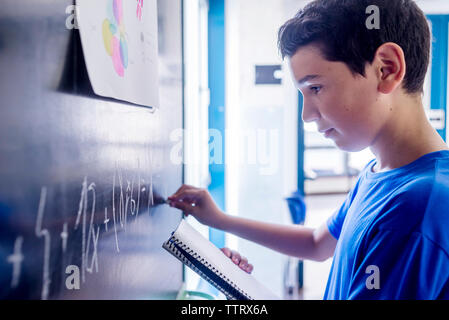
[374,42,406,94]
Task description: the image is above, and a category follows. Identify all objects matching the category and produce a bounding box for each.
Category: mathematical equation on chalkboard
[4,162,168,300]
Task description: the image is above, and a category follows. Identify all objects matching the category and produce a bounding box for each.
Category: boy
[169,0,449,299]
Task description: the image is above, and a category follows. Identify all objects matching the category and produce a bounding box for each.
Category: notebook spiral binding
[163,236,252,300]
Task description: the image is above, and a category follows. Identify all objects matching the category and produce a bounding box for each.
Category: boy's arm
[168,185,337,262]
[220,216,336,262]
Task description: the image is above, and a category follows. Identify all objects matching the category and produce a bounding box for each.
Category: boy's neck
[370,95,449,173]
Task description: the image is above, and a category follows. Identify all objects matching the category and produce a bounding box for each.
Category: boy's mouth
[322,128,335,138]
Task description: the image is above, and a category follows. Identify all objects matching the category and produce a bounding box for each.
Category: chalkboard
[0,0,184,299]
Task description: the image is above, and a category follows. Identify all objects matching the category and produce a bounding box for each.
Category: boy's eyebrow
[297,75,322,86]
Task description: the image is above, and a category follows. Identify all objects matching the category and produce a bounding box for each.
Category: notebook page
[173,220,279,300]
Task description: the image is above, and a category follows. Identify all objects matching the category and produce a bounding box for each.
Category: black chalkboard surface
[0,0,184,299]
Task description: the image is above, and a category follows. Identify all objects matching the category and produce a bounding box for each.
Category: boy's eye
[310,86,322,94]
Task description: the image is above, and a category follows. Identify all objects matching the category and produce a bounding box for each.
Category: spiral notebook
[162,220,279,300]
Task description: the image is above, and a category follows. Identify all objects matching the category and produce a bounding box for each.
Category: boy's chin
[334,137,369,153]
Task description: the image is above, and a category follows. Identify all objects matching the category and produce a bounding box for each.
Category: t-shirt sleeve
[347,229,449,300]
[326,161,372,240]
[326,197,350,240]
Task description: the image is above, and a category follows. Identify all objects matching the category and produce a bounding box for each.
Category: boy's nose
[302,102,321,123]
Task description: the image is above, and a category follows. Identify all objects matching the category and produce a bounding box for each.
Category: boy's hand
[221,247,254,274]
[168,184,227,229]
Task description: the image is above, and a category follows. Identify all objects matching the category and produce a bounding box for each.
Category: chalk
[152,194,171,206]
[163,198,197,207]
[155,197,197,207]
[159,198,172,205]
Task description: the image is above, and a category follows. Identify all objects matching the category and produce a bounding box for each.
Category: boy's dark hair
[278,0,430,94]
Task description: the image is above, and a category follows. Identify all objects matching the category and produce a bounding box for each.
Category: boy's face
[289,44,389,152]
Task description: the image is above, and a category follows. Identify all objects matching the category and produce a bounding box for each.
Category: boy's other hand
[168,184,227,229]
[221,247,254,274]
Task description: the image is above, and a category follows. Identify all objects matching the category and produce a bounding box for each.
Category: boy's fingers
[169,196,194,208]
[169,189,202,204]
[168,185,185,198]
[170,200,196,214]
[230,251,241,265]
[239,257,248,269]
[224,250,252,273]
[169,184,197,199]
[168,184,189,200]
[221,247,232,258]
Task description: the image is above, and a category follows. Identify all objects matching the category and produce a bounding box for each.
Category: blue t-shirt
[324,150,449,300]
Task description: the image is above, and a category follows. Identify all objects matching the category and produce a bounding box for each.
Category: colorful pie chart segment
[102,0,128,77]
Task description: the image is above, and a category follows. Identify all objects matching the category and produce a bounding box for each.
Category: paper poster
[76,0,159,108]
